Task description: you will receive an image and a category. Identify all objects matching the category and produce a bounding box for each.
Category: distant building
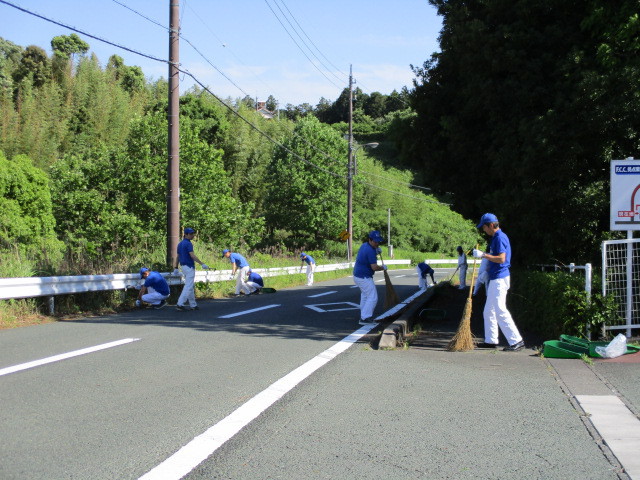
[256,101,275,120]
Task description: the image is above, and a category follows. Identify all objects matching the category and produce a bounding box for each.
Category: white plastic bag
[595,333,627,359]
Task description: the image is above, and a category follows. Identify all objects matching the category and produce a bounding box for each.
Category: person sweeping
[353,230,388,325]
[473,213,524,351]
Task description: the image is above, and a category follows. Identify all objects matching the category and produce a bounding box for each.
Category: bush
[509,268,621,340]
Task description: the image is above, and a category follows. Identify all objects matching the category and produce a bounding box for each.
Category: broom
[446,249,479,352]
[379,252,400,309]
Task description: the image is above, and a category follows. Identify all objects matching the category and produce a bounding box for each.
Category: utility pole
[347,65,354,262]
[167,0,180,268]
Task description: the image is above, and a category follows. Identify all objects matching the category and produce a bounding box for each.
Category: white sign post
[610,159,640,231]
[610,159,639,337]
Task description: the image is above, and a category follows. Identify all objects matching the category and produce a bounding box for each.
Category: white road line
[0,338,140,377]
[308,291,337,298]
[576,395,640,479]
[218,304,280,318]
[139,325,380,480]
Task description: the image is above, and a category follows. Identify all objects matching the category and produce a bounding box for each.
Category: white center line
[308,291,337,298]
[138,324,378,480]
[0,338,141,377]
[218,304,280,318]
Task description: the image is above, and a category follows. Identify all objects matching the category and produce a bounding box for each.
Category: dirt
[408,284,542,350]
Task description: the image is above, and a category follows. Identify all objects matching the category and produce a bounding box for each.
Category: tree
[51,33,89,61]
[0,150,63,263]
[410,0,640,263]
[265,94,278,112]
[13,45,50,88]
[265,116,347,248]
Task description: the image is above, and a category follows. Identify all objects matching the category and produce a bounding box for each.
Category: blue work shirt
[417,262,434,278]
[228,252,249,268]
[353,242,378,279]
[247,272,264,287]
[302,254,315,265]
[144,271,170,296]
[488,229,511,280]
[177,238,194,267]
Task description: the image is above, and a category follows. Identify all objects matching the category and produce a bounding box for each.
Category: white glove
[201,264,209,269]
[173,268,180,275]
[472,249,484,258]
[135,300,142,307]
[382,265,388,270]
[229,274,235,280]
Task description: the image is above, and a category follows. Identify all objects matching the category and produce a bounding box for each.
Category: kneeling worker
[137,267,170,309]
[245,269,264,294]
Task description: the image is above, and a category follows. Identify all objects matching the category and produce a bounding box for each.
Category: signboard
[611,159,640,230]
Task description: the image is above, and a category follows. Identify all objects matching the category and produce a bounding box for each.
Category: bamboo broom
[447,250,479,352]
[379,253,400,309]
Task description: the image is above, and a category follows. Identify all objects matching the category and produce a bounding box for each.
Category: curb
[378,287,435,349]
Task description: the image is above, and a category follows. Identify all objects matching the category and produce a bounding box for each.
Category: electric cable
[262,0,342,91]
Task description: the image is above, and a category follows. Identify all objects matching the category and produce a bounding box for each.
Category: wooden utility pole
[347,65,354,262]
[167,0,180,268]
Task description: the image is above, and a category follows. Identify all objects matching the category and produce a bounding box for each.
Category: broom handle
[467,245,479,300]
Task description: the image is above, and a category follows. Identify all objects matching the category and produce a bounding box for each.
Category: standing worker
[456,246,468,289]
[174,227,209,311]
[353,230,387,325]
[417,260,436,289]
[299,252,316,286]
[473,213,525,351]
[223,249,251,296]
[137,267,170,309]
[245,268,264,295]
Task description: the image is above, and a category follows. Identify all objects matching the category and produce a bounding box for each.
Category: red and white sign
[611,159,640,231]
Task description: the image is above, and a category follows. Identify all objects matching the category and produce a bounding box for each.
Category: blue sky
[0,0,442,106]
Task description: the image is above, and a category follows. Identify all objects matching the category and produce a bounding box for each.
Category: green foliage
[51,34,89,61]
[409,0,640,264]
[265,116,347,249]
[0,151,63,267]
[510,269,620,340]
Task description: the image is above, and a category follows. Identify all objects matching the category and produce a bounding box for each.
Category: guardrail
[1,258,444,313]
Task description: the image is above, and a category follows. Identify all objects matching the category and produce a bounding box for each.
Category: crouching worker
[417,260,435,289]
[246,269,264,295]
[137,267,169,309]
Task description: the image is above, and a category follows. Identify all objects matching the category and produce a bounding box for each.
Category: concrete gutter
[378,286,436,349]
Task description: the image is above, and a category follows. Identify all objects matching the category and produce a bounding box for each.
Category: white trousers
[459,265,467,287]
[236,266,251,294]
[483,276,522,345]
[142,287,169,306]
[246,281,262,293]
[306,263,316,286]
[177,265,197,307]
[416,266,431,290]
[354,276,377,321]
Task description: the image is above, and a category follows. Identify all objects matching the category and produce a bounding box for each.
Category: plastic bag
[595,333,627,359]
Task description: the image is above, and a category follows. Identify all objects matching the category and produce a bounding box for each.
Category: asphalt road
[0,267,628,479]
[0,268,426,479]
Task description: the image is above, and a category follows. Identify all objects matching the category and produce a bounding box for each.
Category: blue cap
[476,213,499,228]
[184,227,195,234]
[368,230,384,243]
[300,252,306,258]
[139,267,149,278]
[222,249,230,257]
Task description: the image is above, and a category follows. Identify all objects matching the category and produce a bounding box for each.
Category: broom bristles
[447,252,479,352]
[447,297,475,351]
[383,270,400,308]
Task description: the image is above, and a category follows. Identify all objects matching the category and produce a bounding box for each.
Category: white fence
[602,238,640,336]
[0,259,420,313]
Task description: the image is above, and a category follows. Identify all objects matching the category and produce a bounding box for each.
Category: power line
[269,0,344,85]
[0,0,167,64]
[275,0,348,81]
[1,0,439,205]
[262,0,342,91]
